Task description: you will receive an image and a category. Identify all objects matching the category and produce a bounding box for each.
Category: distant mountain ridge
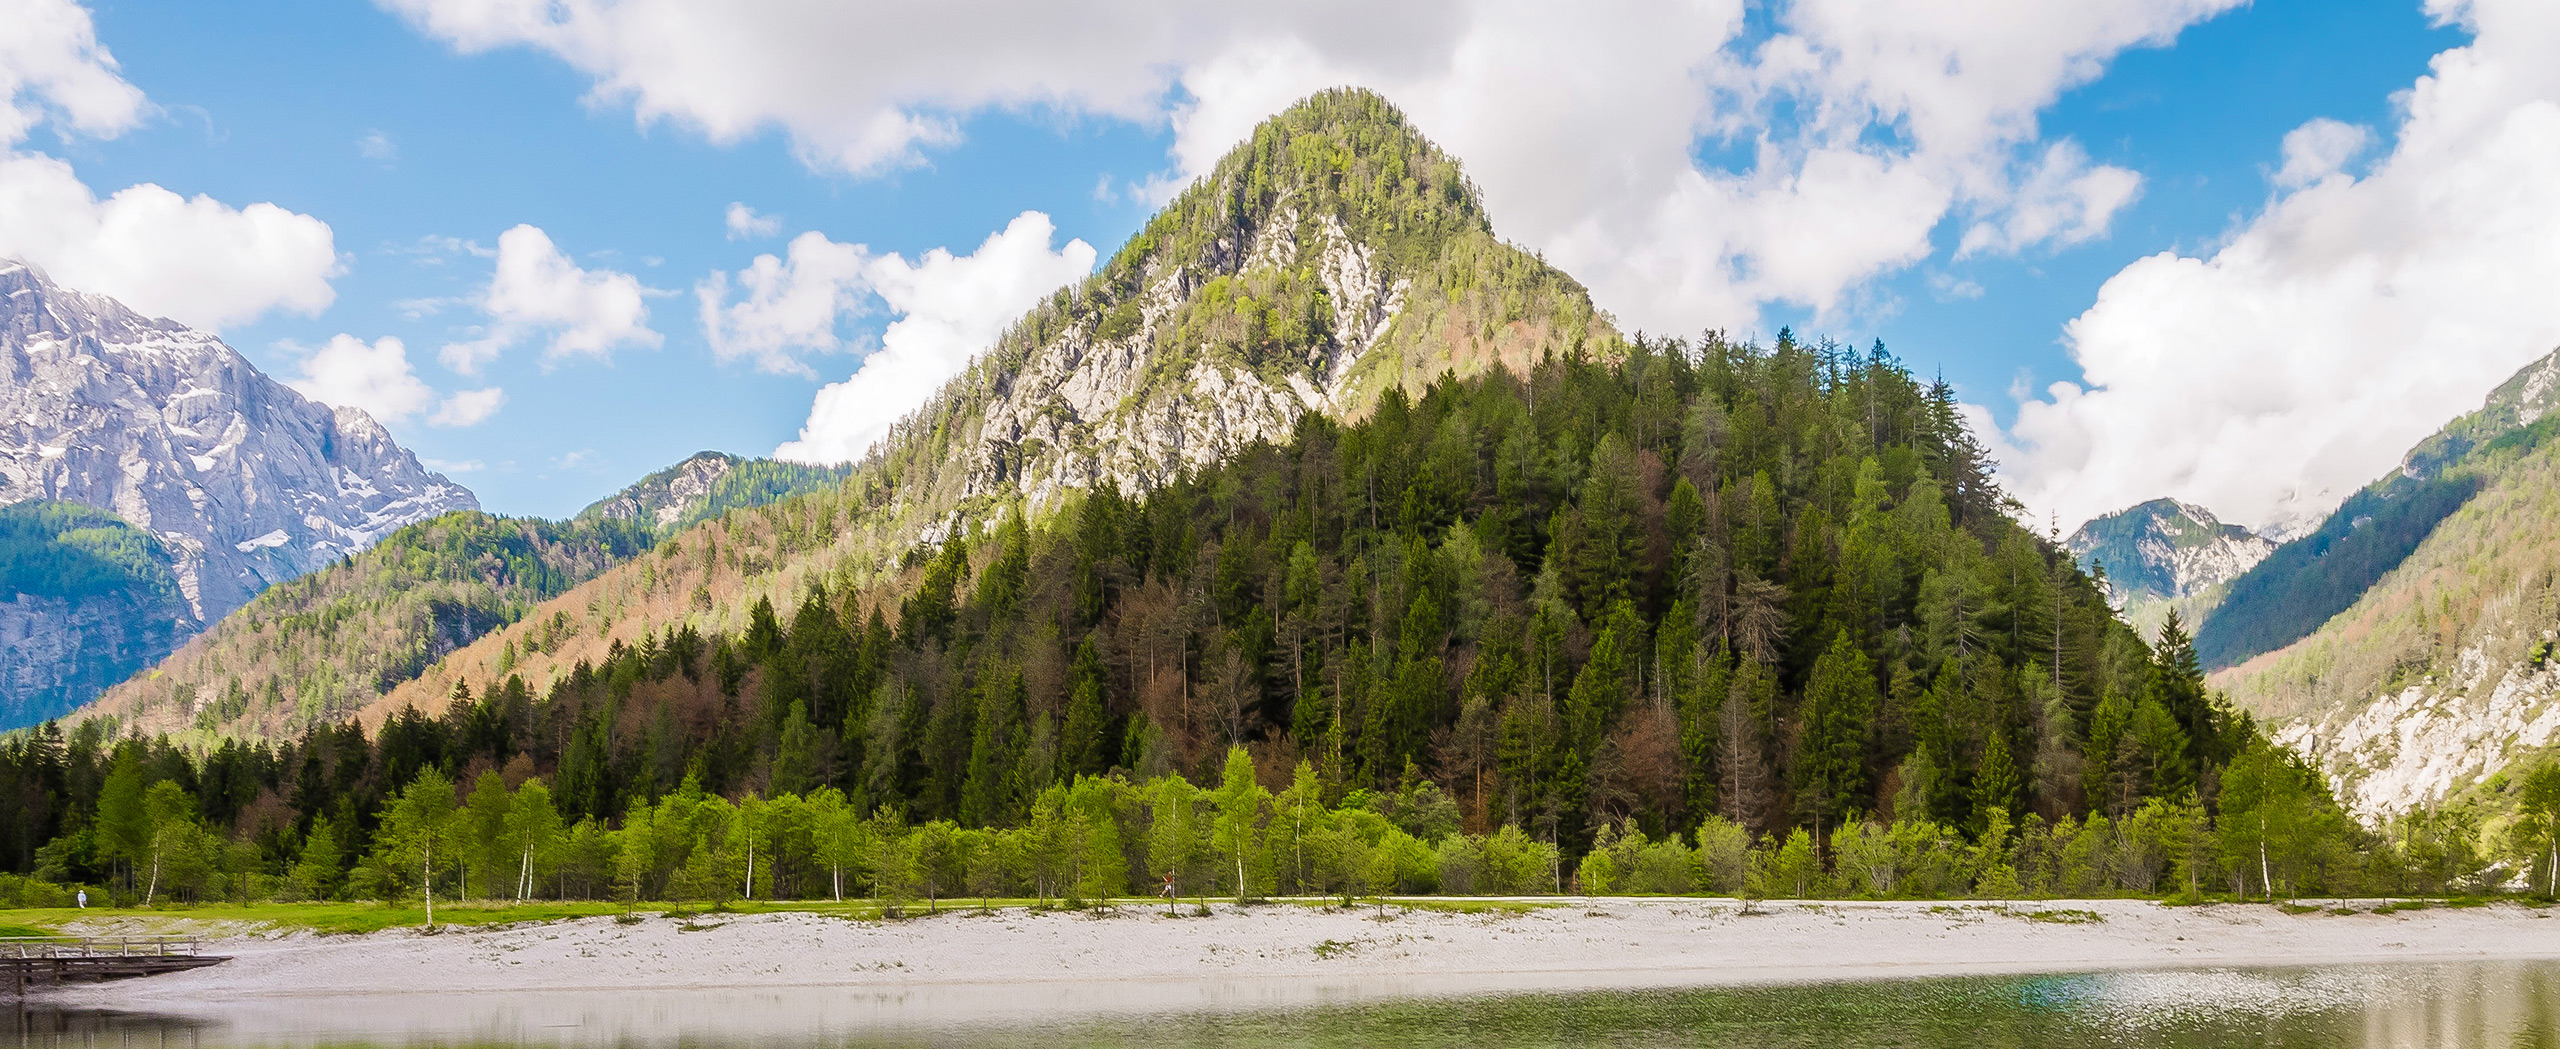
[81,447,849,738]
[338,88,1623,730]
[2214,346,2560,818]
[2067,497,2272,640]
[576,451,848,538]
[0,259,474,727]
[2196,347,2560,672]
[84,510,653,738]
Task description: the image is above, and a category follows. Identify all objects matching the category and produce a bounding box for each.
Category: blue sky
[9,0,2552,533]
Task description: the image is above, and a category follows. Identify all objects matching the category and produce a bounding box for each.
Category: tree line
[9,334,2557,906]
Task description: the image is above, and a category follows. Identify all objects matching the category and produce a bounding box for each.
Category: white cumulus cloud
[697,229,870,376]
[724,202,781,240]
[0,0,146,145]
[1957,140,2142,258]
[440,223,660,373]
[284,333,507,429]
[0,153,339,330]
[286,334,435,423]
[2271,117,2372,189]
[429,386,507,427]
[380,0,2236,337]
[763,211,1095,464]
[1989,0,2560,534]
[0,0,336,331]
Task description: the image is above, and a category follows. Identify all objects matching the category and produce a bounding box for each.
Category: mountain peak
[363,88,1620,725]
[2068,497,2272,617]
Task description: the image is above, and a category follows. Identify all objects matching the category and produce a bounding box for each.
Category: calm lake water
[16,961,2560,1047]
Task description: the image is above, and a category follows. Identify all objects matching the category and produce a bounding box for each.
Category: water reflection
[17,961,2560,1048]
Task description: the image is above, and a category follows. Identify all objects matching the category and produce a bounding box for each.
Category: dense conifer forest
[4,336,2544,907]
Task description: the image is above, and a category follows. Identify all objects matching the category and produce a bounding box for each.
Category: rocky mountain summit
[2067,498,2272,639]
[858,88,1615,529]
[1,259,474,724]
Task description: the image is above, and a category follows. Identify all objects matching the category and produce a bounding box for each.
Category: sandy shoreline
[36,898,2560,1040]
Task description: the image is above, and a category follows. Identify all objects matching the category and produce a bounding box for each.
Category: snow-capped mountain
[0,258,476,626]
[2066,497,2273,639]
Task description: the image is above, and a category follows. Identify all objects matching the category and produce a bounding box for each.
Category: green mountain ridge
[2196,347,2560,672]
[575,452,849,539]
[85,512,654,738]
[2215,346,2560,819]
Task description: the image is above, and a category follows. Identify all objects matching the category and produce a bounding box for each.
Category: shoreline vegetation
[30,898,2560,1020]
[0,890,2533,938]
[13,343,2560,929]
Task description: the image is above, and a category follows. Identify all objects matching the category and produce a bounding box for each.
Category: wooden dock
[0,937,227,994]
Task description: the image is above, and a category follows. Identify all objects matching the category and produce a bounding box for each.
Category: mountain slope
[2216,347,2560,818]
[347,89,1620,730]
[575,452,847,539]
[83,511,653,737]
[2068,498,2272,640]
[2194,350,2560,671]
[0,500,196,722]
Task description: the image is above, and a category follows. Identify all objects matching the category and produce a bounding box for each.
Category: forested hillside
[355,88,1619,729]
[82,513,653,738]
[507,334,2202,845]
[2198,348,2560,670]
[0,337,2449,909]
[2210,348,2560,822]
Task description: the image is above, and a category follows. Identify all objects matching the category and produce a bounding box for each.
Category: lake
[15,960,2560,1047]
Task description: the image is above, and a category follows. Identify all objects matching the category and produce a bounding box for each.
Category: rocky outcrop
[0,589,191,724]
[969,213,1412,513]
[580,452,741,530]
[2274,644,2560,821]
[576,451,848,539]
[0,259,476,623]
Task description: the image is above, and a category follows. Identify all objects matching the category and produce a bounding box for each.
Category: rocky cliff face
[0,590,189,722]
[582,452,740,530]
[0,259,477,624]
